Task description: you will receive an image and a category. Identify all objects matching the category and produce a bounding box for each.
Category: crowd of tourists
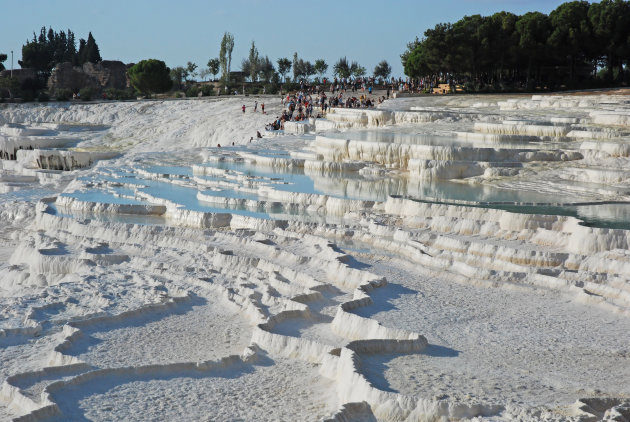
[262,78,387,131]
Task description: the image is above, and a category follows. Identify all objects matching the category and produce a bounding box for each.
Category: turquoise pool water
[54,148,630,230]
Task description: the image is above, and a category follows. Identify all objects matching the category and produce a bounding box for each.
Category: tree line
[2,28,394,100]
[174,33,392,87]
[0,27,105,101]
[401,0,630,91]
[19,27,102,78]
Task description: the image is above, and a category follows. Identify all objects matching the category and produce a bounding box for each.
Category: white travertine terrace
[15,150,119,171]
[1,93,630,421]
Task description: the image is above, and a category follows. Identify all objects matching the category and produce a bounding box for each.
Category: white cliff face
[1,92,630,421]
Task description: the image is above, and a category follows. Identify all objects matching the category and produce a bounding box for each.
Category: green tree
[18,27,85,77]
[241,58,252,80]
[401,37,422,78]
[76,38,86,65]
[293,63,302,81]
[0,77,20,99]
[303,61,315,81]
[207,58,220,80]
[128,59,173,97]
[292,52,300,81]
[402,41,430,79]
[247,41,259,82]
[399,2,630,91]
[451,15,484,77]
[314,59,328,80]
[290,55,313,82]
[258,56,275,83]
[333,57,350,78]
[85,32,102,63]
[219,32,234,82]
[170,66,186,89]
[186,61,198,82]
[421,23,455,75]
[77,32,102,64]
[20,28,54,74]
[0,53,7,71]
[277,57,291,82]
[549,1,593,81]
[65,30,77,63]
[488,12,519,81]
[351,62,366,78]
[516,12,551,84]
[588,0,630,82]
[373,60,391,82]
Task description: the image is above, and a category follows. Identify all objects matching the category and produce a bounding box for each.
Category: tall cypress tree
[77,38,87,65]
[54,31,67,65]
[66,30,77,63]
[18,27,104,75]
[85,32,102,64]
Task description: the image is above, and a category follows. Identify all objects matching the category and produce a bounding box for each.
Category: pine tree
[292,52,299,81]
[248,41,259,82]
[128,59,173,96]
[66,30,77,64]
[54,31,66,64]
[207,58,220,81]
[374,60,392,82]
[77,38,87,64]
[314,59,328,80]
[277,58,291,83]
[85,32,102,64]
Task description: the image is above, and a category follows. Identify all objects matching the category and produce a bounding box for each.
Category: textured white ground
[1,92,630,421]
[48,358,337,422]
[356,256,630,407]
[67,294,252,368]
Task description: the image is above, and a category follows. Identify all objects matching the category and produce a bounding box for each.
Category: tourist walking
[242,104,246,113]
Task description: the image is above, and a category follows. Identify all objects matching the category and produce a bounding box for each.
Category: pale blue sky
[1,0,575,78]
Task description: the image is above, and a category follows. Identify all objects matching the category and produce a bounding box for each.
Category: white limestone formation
[16,149,118,171]
[1,92,630,421]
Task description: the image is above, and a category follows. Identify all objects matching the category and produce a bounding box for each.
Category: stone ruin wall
[47,61,130,94]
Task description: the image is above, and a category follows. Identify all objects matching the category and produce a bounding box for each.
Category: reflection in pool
[53,149,630,230]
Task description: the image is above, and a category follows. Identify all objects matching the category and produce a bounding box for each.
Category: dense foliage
[240,42,276,83]
[292,53,315,81]
[401,0,630,90]
[219,32,234,82]
[77,32,102,65]
[276,58,291,82]
[333,57,364,79]
[207,58,220,80]
[19,28,102,78]
[374,60,392,82]
[128,59,173,96]
[314,59,328,80]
